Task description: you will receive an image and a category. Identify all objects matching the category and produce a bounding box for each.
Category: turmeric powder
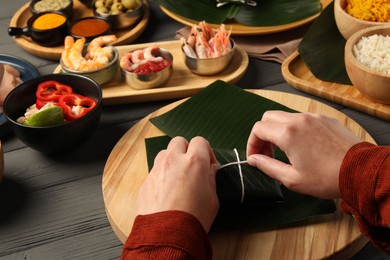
[32,13,66,30]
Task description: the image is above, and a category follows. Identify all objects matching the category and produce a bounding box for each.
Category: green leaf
[298,2,352,85]
[146,80,335,228]
[153,0,321,26]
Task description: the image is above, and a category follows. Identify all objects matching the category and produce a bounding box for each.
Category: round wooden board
[9,0,150,61]
[102,90,374,259]
[159,0,332,35]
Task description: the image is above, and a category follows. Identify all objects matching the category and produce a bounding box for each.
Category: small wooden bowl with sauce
[69,16,111,42]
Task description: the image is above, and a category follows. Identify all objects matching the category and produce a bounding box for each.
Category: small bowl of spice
[8,11,68,47]
[345,25,390,104]
[69,16,112,43]
[334,0,390,39]
[119,45,173,90]
[92,0,143,30]
[30,0,73,19]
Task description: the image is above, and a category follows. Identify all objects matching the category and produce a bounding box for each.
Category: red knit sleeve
[340,142,390,253]
[120,210,212,260]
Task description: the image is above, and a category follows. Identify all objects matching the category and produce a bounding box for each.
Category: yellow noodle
[345,0,390,22]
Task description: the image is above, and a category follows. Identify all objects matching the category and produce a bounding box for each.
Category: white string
[217,149,246,204]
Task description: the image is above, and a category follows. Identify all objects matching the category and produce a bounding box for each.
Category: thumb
[247,154,292,184]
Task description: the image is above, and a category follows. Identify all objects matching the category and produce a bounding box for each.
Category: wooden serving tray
[9,0,150,60]
[54,40,249,105]
[102,89,374,259]
[160,0,332,35]
[282,51,390,121]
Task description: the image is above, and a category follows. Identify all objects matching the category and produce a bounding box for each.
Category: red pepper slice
[36,80,73,102]
[58,93,97,121]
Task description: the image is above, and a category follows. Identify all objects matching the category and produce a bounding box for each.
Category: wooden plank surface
[281,51,390,121]
[102,89,375,259]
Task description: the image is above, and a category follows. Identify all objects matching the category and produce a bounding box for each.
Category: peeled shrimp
[61,35,117,71]
[119,45,166,72]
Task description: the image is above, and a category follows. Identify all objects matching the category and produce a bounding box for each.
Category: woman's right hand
[246,111,362,199]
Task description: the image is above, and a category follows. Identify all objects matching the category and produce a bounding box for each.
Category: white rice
[353,34,390,74]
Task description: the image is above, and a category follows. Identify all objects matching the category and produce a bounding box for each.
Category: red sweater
[121,142,390,259]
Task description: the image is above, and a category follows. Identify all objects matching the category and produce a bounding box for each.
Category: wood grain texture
[54,40,249,105]
[281,51,390,121]
[160,0,333,35]
[9,0,150,60]
[102,89,375,259]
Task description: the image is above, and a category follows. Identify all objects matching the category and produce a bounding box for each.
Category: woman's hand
[135,136,219,232]
[246,111,362,199]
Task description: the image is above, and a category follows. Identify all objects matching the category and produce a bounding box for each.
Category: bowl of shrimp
[180,21,235,76]
[119,45,173,90]
[60,35,119,85]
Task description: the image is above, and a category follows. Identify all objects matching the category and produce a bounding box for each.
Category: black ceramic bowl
[30,0,74,18]
[8,11,68,47]
[69,16,111,42]
[3,74,102,154]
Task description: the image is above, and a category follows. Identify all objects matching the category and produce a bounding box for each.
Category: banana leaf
[152,0,321,26]
[298,1,351,85]
[145,80,336,229]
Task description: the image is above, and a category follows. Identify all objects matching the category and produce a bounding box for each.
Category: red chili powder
[70,18,110,37]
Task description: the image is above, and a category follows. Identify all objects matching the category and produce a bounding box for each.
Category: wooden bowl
[345,25,390,104]
[334,0,388,39]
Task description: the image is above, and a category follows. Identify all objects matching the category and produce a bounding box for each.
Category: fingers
[167,136,189,153]
[247,153,294,185]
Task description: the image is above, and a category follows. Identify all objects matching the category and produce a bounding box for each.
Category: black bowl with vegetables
[3,74,102,154]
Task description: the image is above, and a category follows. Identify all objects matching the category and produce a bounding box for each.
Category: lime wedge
[23,106,64,127]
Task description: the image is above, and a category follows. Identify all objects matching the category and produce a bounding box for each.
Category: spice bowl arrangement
[120,46,173,90]
[3,74,102,154]
[92,0,143,30]
[8,11,69,46]
[345,25,390,104]
[334,0,387,39]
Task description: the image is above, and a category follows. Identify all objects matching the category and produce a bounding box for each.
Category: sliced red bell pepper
[36,80,73,106]
[58,93,97,121]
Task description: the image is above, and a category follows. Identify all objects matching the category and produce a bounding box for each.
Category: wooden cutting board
[282,51,390,121]
[102,89,375,259]
[9,0,150,60]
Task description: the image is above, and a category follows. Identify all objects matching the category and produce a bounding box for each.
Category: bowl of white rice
[345,25,390,104]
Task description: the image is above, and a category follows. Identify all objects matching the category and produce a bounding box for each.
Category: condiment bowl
[30,0,74,19]
[345,25,390,104]
[8,11,68,47]
[3,74,102,154]
[92,0,143,30]
[69,16,111,42]
[182,39,235,76]
[60,44,119,85]
[334,0,388,39]
[120,48,173,90]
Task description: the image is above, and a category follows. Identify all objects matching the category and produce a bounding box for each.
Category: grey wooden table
[1,1,389,259]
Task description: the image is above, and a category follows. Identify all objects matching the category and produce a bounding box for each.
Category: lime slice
[23,106,64,127]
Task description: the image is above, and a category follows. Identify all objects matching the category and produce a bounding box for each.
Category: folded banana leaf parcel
[145,80,335,230]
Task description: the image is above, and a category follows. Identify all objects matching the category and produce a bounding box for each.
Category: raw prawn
[61,35,117,71]
[119,45,170,73]
[0,63,23,107]
[181,21,232,59]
